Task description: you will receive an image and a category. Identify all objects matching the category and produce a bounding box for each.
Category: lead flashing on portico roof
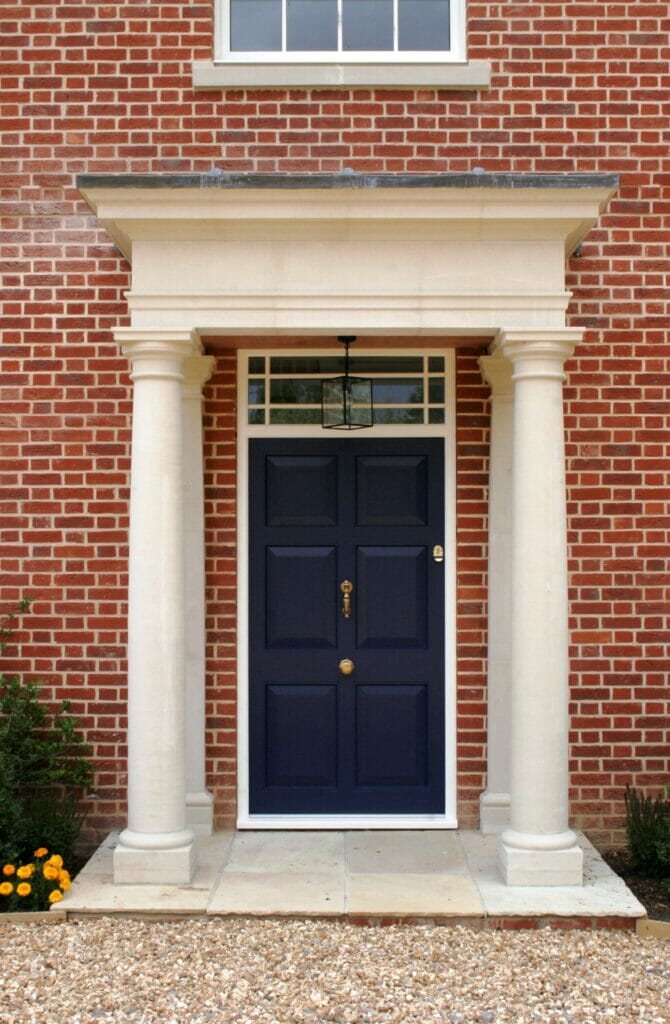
[77,171,620,192]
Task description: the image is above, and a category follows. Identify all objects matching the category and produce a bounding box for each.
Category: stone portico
[78,172,618,890]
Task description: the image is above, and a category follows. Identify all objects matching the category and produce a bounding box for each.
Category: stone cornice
[77,171,619,192]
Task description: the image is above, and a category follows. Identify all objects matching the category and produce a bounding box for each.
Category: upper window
[224,0,463,60]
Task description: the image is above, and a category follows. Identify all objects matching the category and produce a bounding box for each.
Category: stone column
[498,328,584,886]
[113,329,197,885]
[182,355,216,835]
[478,353,513,834]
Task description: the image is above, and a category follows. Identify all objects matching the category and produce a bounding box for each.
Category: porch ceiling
[78,172,618,337]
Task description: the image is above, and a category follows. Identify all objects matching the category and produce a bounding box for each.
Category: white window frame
[216,0,466,63]
[236,346,458,830]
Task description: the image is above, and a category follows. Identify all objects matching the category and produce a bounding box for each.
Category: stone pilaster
[478,352,514,834]
[182,355,216,835]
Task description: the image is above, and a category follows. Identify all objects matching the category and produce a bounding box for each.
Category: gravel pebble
[0,919,667,1024]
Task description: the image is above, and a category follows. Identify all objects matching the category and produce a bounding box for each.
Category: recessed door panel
[266,455,337,526]
[266,684,337,787]
[356,454,428,525]
[250,437,445,815]
[356,546,427,648]
[356,684,428,786]
[265,546,336,648]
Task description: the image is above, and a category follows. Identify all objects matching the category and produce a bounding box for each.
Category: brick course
[1,1,668,848]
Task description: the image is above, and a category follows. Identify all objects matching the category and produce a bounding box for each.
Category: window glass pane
[343,0,393,50]
[428,407,445,424]
[351,357,423,373]
[428,377,444,404]
[398,0,450,49]
[248,380,265,404]
[248,408,265,424]
[428,356,444,372]
[269,355,423,374]
[287,0,338,50]
[270,408,322,424]
[248,356,265,374]
[231,0,282,50]
[372,379,423,404]
[271,379,323,404]
[270,357,341,375]
[373,408,424,424]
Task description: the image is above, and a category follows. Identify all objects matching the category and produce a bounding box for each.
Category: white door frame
[236,346,457,829]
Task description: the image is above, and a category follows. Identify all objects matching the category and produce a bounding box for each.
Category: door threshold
[238,814,458,830]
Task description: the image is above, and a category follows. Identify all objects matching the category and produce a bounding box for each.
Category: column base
[186,790,214,835]
[499,832,583,886]
[479,791,511,834]
[114,830,196,885]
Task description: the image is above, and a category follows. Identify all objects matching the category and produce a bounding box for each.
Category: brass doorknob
[338,658,355,676]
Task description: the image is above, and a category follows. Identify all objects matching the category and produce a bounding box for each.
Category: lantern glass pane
[347,377,373,427]
[322,376,346,428]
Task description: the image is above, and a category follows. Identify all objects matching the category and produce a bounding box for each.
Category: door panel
[265,684,338,787]
[356,546,428,648]
[356,454,428,525]
[266,455,337,526]
[265,546,337,648]
[250,437,445,815]
[356,684,428,786]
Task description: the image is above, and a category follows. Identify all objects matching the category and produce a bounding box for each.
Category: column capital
[498,328,583,382]
[182,355,216,399]
[479,353,513,396]
[114,328,200,381]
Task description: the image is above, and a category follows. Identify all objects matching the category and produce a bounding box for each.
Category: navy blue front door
[249,438,445,815]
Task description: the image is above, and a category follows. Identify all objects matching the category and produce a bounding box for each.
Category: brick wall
[1,1,668,848]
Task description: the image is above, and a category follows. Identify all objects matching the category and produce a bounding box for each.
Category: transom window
[227,0,455,57]
[247,354,447,426]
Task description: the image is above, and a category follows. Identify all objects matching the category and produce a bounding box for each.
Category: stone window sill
[191,60,491,90]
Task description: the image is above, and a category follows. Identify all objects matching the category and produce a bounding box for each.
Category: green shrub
[0,599,93,865]
[624,784,670,878]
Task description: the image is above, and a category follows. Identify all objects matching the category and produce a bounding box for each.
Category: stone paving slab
[346,871,483,917]
[208,871,345,915]
[65,832,233,915]
[224,830,344,873]
[345,829,468,875]
[460,832,645,919]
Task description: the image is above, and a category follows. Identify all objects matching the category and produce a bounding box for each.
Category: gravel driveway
[0,919,667,1023]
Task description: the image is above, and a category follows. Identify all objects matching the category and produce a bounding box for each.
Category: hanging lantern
[321,336,373,429]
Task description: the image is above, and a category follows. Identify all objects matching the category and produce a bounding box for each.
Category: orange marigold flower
[59,877,71,892]
[17,864,34,879]
[16,882,31,897]
[33,847,48,859]
[49,890,63,904]
[2,865,15,877]
[47,855,63,869]
[43,865,59,881]
[0,882,13,896]
[58,869,70,882]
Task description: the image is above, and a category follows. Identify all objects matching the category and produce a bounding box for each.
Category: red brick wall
[2,1,668,848]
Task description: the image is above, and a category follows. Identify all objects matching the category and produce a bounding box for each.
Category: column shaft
[113,333,197,885]
[499,330,583,886]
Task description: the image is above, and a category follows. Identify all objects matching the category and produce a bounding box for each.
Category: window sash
[221,0,464,60]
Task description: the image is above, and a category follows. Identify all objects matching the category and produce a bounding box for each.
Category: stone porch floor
[60,830,646,927]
